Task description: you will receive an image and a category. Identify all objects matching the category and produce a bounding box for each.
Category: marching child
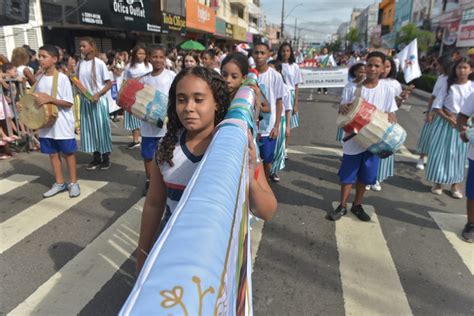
[77,37,113,170]
[458,91,474,242]
[136,67,277,272]
[124,44,152,149]
[268,59,292,182]
[140,45,176,196]
[33,45,79,198]
[330,52,397,222]
[253,43,285,179]
[426,57,473,198]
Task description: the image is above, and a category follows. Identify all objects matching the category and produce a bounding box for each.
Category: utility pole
[293,17,297,47]
[280,0,285,43]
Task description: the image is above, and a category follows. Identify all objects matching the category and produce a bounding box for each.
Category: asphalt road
[1,88,472,315]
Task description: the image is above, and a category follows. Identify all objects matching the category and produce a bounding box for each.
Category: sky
[260,0,378,43]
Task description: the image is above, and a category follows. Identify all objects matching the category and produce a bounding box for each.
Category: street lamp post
[280,1,303,44]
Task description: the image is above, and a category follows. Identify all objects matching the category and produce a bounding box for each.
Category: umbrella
[236,43,250,50]
[179,40,206,51]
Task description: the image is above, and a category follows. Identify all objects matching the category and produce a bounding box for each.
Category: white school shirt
[124,62,153,80]
[340,80,398,155]
[432,81,474,113]
[140,69,176,137]
[77,58,112,94]
[383,78,403,97]
[282,63,303,90]
[431,74,448,98]
[340,81,357,105]
[107,70,123,113]
[282,83,293,117]
[460,92,474,160]
[258,67,285,137]
[36,72,75,139]
[17,65,33,88]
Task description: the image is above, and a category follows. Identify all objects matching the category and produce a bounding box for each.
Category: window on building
[162,0,185,16]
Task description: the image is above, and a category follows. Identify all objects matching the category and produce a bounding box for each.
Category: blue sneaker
[43,183,67,198]
[68,182,81,198]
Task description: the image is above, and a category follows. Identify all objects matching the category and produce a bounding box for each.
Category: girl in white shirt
[426,57,473,198]
[123,44,153,149]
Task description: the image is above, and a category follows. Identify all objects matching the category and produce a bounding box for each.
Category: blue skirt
[270,116,286,174]
[124,111,142,131]
[416,115,437,155]
[80,96,112,154]
[425,117,468,184]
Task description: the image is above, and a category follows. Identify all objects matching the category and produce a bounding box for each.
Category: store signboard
[215,17,226,37]
[186,0,216,33]
[233,25,247,42]
[161,11,186,35]
[79,0,162,32]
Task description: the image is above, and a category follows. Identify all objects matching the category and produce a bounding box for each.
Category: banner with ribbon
[120,73,260,316]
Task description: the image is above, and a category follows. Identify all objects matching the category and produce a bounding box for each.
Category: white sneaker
[68,182,81,198]
[451,190,463,199]
[43,183,68,198]
[416,159,425,170]
[371,181,382,191]
[431,184,443,195]
[365,185,370,191]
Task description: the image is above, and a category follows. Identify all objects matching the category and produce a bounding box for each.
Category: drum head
[19,94,58,129]
[336,97,363,128]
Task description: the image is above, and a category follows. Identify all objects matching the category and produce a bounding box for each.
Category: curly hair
[156,66,230,166]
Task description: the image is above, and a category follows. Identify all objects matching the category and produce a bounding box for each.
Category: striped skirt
[425,117,468,184]
[270,116,287,174]
[416,115,437,155]
[289,90,299,129]
[124,111,142,131]
[79,96,113,154]
[336,127,344,141]
[377,154,394,182]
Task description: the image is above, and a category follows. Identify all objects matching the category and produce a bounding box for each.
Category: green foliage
[345,28,361,46]
[326,39,342,52]
[396,23,435,52]
[397,71,437,92]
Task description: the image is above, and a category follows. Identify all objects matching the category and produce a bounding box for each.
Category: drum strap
[30,69,59,99]
[354,82,363,99]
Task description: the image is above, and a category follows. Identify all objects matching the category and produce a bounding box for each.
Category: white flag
[396,39,422,83]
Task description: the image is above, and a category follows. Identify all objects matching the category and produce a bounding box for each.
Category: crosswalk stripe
[429,212,473,275]
[8,198,144,316]
[0,174,39,196]
[0,180,108,254]
[332,202,413,315]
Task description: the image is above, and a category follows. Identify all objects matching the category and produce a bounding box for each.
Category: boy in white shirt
[140,46,176,196]
[458,92,474,242]
[253,43,285,178]
[330,52,398,221]
[33,45,79,198]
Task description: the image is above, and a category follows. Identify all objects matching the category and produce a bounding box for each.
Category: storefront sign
[299,68,348,89]
[457,20,474,47]
[225,22,234,38]
[215,17,226,37]
[233,24,247,42]
[79,0,162,33]
[161,11,186,35]
[186,0,216,33]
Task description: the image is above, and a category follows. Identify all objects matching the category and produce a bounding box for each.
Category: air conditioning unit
[0,0,30,26]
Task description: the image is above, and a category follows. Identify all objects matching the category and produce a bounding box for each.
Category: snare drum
[19,93,58,129]
[116,79,168,128]
[337,97,377,133]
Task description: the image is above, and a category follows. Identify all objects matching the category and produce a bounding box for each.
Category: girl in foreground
[136,67,277,272]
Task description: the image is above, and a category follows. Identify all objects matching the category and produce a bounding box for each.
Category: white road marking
[0,180,107,254]
[308,89,314,101]
[288,145,419,163]
[8,198,144,316]
[429,212,473,275]
[332,202,413,316]
[0,174,39,196]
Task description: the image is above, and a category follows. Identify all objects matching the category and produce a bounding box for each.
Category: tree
[326,39,342,52]
[345,28,361,50]
[396,23,435,52]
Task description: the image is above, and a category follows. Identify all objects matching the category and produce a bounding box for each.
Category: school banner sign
[120,75,260,316]
[299,68,348,89]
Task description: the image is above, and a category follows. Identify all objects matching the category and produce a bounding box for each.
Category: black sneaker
[127,141,140,149]
[461,223,474,243]
[269,174,280,182]
[86,159,101,170]
[327,204,347,221]
[99,160,111,170]
[351,204,371,222]
[142,180,150,196]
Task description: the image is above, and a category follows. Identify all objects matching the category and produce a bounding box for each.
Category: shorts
[258,136,277,164]
[141,136,161,160]
[338,151,380,185]
[467,159,474,200]
[40,138,77,155]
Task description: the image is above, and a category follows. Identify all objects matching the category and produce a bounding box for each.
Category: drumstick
[69,75,94,101]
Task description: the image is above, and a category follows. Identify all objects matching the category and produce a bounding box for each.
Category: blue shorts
[40,138,77,155]
[467,159,474,200]
[338,151,380,185]
[141,137,161,160]
[258,136,276,164]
